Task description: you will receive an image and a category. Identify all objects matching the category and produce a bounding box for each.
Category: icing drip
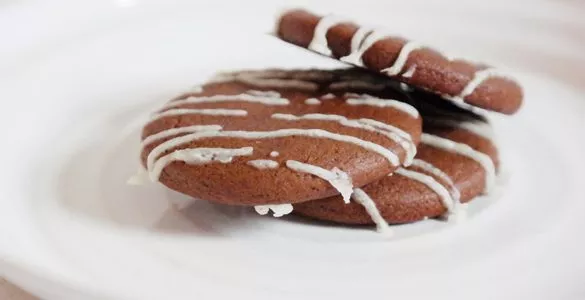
[271,113,412,166]
[187,85,203,93]
[381,41,423,76]
[421,133,495,193]
[329,81,385,91]
[286,160,353,203]
[247,159,279,169]
[340,30,388,66]
[141,125,223,147]
[399,83,413,92]
[270,151,279,157]
[254,204,293,217]
[308,15,345,56]
[321,93,336,99]
[146,129,404,177]
[410,159,461,203]
[151,147,253,180]
[348,27,373,55]
[150,108,248,123]
[458,68,506,99]
[304,98,322,105]
[126,167,149,186]
[163,92,289,109]
[351,188,391,235]
[402,65,416,78]
[345,94,420,118]
[395,168,455,215]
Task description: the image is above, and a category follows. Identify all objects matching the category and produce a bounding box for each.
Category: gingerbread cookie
[275,9,523,114]
[138,69,422,207]
[293,109,498,232]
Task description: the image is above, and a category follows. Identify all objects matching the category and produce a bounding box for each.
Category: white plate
[1,1,584,299]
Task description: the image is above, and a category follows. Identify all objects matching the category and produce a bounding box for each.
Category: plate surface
[1,1,584,299]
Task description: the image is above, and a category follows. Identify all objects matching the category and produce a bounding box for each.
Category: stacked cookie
[134,9,522,234]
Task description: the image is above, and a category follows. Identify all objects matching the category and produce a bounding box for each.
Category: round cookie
[139,69,422,206]
[275,9,523,115]
[293,111,498,230]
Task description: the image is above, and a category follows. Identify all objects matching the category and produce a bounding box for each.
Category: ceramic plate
[1,1,584,299]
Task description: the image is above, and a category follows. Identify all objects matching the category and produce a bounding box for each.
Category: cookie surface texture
[276,9,523,114]
[140,69,422,205]
[293,109,498,226]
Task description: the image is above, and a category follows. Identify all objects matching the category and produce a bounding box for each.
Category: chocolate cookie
[138,69,422,206]
[293,110,498,232]
[275,9,523,114]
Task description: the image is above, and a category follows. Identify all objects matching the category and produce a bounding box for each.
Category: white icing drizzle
[351,188,391,234]
[308,15,345,56]
[126,167,149,186]
[254,204,293,217]
[247,159,279,169]
[150,108,248,122]
[421,133,495,193]
[345,94,420,118]
[458,68,506,99]
[399,83,413,92]
[286,160,353,203]
[187,85,203,93]
[402,65,416,78]
[151,147,253,180]
[348,27,373,55]
[329,80,385,91]
[271,113,412,166]
[141,125,223,147]
[395,168,455,215]
[162,92,289,109]
[146,129,404,179]
[381,41,423,76]
[410,159,461,203]
[304,98,321,105]
[246,90,281,98]
[269,151,279,157]
[340,30,388,66]
[321,93,336,99]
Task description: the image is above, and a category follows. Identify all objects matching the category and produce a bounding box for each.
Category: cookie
[138,69,422,207]
[293,109,498,231]
[275,9,523,115]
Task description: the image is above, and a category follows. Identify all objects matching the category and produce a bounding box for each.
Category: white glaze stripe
[395,168,454,214]
[146,129,404,178]
[345,95,420,118]
[351,188,391,234]
[381,41,423,76]
[163,93,289,109]
[151,147,253,180]
[340,30,388,66]
[286,160,353,203]
[141,125,223,147]
[305,98,321,105]
[150,108,248,122]
[402,65,416,78]
[254,204,293,217]
[271,113,411,166]
[410,159,461,203]
[308,15,345,56]
[458,68,506,99]
[247,159,279,169]
[421,133,495,193]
